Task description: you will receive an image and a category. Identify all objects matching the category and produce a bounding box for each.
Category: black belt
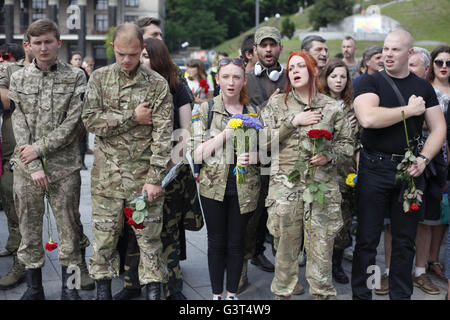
[364,148,404,163]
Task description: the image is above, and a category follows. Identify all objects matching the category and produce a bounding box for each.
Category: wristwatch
[418,154,430,165]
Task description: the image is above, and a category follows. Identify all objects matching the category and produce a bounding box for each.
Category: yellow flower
[246,113,258,117]
[346,173,357,188]
[228,118,243,129]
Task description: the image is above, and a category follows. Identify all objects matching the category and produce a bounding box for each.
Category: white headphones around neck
[254,62,284,82]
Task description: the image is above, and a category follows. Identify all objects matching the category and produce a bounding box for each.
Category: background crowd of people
[0,17,448,301]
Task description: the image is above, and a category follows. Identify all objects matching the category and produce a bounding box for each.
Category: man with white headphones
[246,26,286,109]
[239,26,288,294]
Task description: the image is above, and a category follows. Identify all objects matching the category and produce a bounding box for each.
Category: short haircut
[135,17,161,29]
[412,47,431,69]
[71,51,82,58]
[343,35,356,44]
[0,43,25,61]
[113,23,144,46]
[26,18,60,41]
[240,34,255,62]
[362,45,382,62]
[301,35,326,52]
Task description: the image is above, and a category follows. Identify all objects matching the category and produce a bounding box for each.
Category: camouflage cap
[255,26,281,45]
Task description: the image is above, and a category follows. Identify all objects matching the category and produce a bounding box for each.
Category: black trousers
[202,195,252,295]
[351,149,422,300]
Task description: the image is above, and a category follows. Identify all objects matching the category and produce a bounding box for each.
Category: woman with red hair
[260,51,354,300]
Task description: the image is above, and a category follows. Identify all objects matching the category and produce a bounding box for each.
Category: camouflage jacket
[337,100,361,179]
[82,63,173,200]
[260,90,354,206]
[0,59,25,161]
[191,94,260,214]
[8,59,85,182]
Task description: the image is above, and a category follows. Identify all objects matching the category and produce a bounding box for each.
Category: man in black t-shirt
[352,29,446,300]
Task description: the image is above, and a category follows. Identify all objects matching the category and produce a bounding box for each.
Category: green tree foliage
[281,17,296,39]
[165,0,300,51]
[308,0,354,30]
[105,26,115,59]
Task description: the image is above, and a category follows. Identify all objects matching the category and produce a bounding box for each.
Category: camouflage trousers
[89,194,168,284]
[14,171,89,269]
[0,163,20,253]
[267,197,303,297]
[304,187,343,297]
[122,165,194,296]
[334,186,356,250]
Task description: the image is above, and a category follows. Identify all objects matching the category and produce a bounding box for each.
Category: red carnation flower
[409,203,420,212]
[321,130,333,141]
[124,207,133,219]
[307,129,323,138]
[199,79,209,94]
[126,218,145,230]
[45,241,58,251]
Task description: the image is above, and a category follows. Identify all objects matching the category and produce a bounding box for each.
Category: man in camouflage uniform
[113,17,196,301]
[8,19,87,300]
[0,36,94,293]
[82,23,173,300]
[260,62,353,299]
[0,42,29,290]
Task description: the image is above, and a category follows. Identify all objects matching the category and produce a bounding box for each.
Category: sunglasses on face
[434,59,450,68]
[0,53,12,61]
[218,58,244,67]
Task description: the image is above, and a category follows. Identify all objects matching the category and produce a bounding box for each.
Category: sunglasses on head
[434,59,450,68]
[218,58,244,67]
[0,53,12,61]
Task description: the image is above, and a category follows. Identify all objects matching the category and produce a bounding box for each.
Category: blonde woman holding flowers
[192,58,260,300]
[260,52,353,300]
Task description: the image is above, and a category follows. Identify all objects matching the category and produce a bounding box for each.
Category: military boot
[237,259,249,294]
[113,287,142,300]
[0,255,26,290]
[61,266,82,300]
[20,268,45,300]
[293,282,305,295]
[332,248,349,284]
[146,282,161,300]
[79,249,95,290]
[95,279,112,300]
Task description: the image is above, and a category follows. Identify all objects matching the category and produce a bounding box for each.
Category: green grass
[214,0,450,63]
[380,0,450,43]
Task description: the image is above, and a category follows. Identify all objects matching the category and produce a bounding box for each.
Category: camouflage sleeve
[0,63,9,88]
[9,73,43,173]
[331,106,354,165]
[145,80,174,185]
[260,96,296,152]
[32,71,85,157]
[190,101,210,162]
[82,70,139,137]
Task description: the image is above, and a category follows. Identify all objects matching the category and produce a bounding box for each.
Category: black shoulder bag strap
[379,70,424,152]
[207,99,214,129]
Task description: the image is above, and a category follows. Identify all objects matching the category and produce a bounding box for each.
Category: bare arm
[420,105,446,160]
[407,105,446,177]
[0,87,10,110]
[354,93,426,129]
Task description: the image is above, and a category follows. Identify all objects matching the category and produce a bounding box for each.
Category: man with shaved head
[82,23,173,300]
[351,29,446,299]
